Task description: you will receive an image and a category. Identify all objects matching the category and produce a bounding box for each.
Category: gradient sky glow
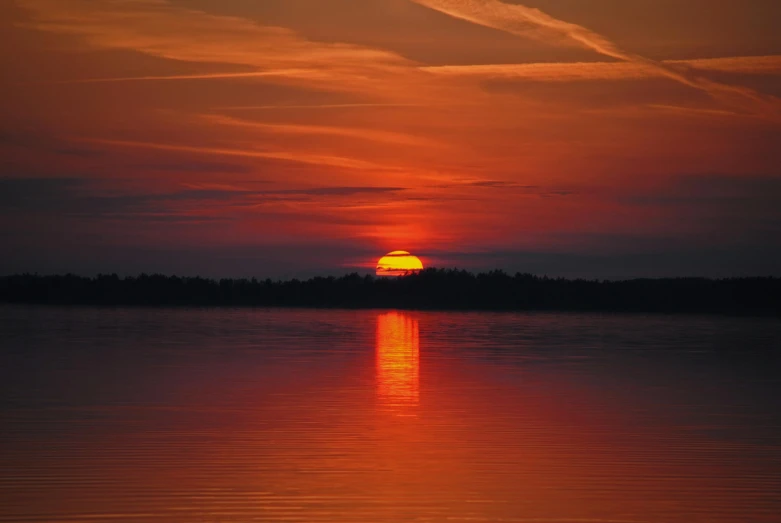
[2,0,780,278]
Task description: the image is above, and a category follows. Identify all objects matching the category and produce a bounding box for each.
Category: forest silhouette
[1,270,779,315]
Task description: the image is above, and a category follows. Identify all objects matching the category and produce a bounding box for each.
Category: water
[1,306,780,523]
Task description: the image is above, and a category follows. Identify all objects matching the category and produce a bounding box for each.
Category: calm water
[1,307,780,523]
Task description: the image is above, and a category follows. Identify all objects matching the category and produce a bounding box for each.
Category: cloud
[602,173,781,251]
[431,179,535,189]
[82,138,395,171]
[47,70,324,84]
[0,177,83,209]
[622,173,781,207]
[0,127,101,157]
[466,180,536,188]
[410,0,781,116]
[430,179,575,197]
[201,114,444,148]
[216,104,427,111]
[423,55,781,83]
[0,177,238,218]
[270,187,406,197]
[133,161,257,175]
[17,0,778,116]
[14,0,422,98]
[15,0,404,68]
[0,177,410,223]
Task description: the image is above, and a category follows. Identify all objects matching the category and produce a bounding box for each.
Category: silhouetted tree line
[0,270,779,315]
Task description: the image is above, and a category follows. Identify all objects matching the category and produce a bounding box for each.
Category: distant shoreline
[2,270,779,317]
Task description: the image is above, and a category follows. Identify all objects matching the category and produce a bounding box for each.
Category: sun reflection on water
[376,312,420,409]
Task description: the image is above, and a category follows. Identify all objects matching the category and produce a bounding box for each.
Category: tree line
[0,270,779,315]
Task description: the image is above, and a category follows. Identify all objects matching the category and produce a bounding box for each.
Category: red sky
[1,0,780,278]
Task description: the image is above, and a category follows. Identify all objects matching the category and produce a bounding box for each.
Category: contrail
[82,138,391,171]
[421,56,781,82]
[410,0,779,117]
[216,103,426,111]
[33,70,319,85]
[200,114,445,148]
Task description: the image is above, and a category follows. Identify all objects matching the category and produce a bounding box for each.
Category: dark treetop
[1,270,779,315]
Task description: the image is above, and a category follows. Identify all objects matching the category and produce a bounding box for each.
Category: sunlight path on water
[1,307,780,522]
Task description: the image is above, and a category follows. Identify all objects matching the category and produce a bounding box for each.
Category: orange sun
[376,251,424,277]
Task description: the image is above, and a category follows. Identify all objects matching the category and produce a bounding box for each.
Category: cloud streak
[43,55,781,87]
[423,55,781,83]
[14,0,424,99]
[15,0,403,68]
[411,0,781,116]
[200,114,444,148]
[0,177,410,224]
[43,69,322,84]
[83,138,394,171]
[17,0,778,117]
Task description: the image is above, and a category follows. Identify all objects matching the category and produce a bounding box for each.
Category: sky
[1,0,780,279]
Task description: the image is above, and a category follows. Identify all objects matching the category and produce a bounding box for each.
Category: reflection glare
[376,312,420,408]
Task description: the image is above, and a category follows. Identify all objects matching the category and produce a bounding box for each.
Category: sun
[376,251,424,277]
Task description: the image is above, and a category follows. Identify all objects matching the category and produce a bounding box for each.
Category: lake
[1,306,780,522]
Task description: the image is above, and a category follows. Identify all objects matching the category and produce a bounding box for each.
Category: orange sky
[1,0,780,278]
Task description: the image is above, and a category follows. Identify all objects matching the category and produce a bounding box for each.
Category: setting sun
[376,251,424,277]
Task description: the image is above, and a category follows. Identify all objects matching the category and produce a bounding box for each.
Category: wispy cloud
[83,138,393,171]
[200,114,444,148]
[0,177,409,220]
[267,186,407,197]
[216,104,427,111]
[411,0,781,116]
[15,0,404,68]
[44,69,322,84]
[423,55,781,82]
[14,0,421,98]
[428,179,576,198]
[40,51,781,94]
[17,0,777,117]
